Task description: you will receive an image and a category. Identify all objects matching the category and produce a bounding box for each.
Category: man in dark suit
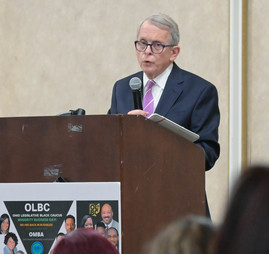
[108,13,220,215]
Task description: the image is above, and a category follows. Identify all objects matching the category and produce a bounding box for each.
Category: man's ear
[170,46,180,61]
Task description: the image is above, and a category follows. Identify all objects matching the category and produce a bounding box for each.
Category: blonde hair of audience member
[214,165,269,254]
[147,215,216,254]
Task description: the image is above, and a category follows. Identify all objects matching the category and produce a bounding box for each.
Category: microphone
[129,77,143,110]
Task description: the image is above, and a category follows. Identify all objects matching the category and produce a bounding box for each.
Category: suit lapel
[155,63,184,116]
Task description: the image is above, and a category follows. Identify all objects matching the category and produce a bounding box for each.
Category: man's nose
[144,45,152,54]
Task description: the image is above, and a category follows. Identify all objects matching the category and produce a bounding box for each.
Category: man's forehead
[108,229,117,235]
[66,218,74,223]
[102,204,112,211]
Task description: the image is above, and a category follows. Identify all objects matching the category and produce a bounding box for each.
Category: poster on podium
[0,182,121,254]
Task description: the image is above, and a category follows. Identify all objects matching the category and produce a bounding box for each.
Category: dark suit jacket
[108,63,220,171]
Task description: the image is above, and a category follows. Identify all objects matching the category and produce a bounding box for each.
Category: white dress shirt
[143,63,173,112]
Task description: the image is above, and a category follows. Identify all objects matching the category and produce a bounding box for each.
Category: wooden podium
[0,114,205,254]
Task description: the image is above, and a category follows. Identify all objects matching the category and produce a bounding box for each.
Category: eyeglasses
[134,40,174,54]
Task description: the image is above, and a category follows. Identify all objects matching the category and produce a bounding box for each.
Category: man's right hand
[128,109,149,117]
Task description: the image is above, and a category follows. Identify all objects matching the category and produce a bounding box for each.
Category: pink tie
[143,80,155,117]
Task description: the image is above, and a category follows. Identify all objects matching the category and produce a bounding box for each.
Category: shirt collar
[143,63,173,89]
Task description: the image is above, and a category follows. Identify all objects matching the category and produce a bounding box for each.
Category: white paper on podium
[148,113,200,142]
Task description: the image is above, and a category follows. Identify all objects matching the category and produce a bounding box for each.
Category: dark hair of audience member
[53,228,119,254]
[146,215,216,254]
[214,165,269,254]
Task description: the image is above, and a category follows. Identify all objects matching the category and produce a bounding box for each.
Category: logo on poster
[89,203,100,217]
[25,203,50,212]
[31,241,44,254]
[29,232,44,237]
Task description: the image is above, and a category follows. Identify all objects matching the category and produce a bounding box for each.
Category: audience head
[214,165,269,254]
[107,227,119,248]
[65,215,76,233]
[53,228,119,254]
[0,213,10,234]
[80,215,94,229]
[147,215,216,254]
